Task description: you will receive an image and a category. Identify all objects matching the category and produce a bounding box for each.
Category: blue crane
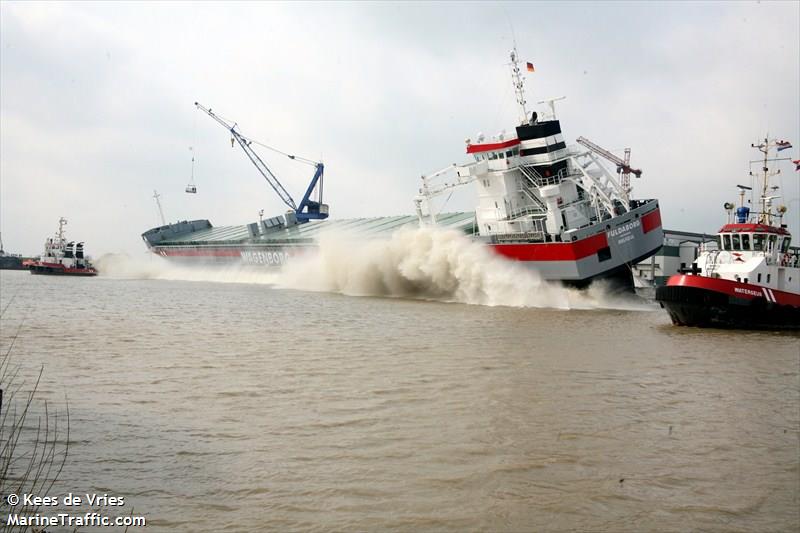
[194,102,328,222]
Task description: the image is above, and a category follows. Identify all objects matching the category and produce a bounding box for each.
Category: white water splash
[96,227,652,311]
[94,253,281,285]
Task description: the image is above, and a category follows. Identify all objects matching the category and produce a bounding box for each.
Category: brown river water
[0,231,798,532]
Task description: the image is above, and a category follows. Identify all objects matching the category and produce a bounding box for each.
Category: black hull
[0,257,25,270]
[656,285,800,330]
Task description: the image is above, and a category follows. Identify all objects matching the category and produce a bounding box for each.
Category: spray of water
[96,227,652,311]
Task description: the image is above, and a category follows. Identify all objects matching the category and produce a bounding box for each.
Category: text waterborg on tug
[142,49,663,285]
[656,137,800,328]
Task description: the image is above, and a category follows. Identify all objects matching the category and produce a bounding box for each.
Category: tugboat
[656,137,800,329]
[28,217,98,276]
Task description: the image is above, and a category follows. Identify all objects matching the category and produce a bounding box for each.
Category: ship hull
[656,274,800,329]
[29,262,98,276]
[0,256,25,270]
[143,202,663,286]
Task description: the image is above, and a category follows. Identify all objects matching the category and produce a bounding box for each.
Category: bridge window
[769,234,777,251]
[489,152,497,160]
[780,237,790,253]
[731,234,741,250]
[741,234,750,250]
[753,234,765,251]
[722,234,732,251]
[506,150,513,158]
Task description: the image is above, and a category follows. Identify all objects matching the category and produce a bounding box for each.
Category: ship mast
[153,190,167,226]
[509,47,529,125]
[750,137,782,224]
[56,217,67,245]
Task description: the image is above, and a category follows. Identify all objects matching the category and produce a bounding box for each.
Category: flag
[776,140,792,151]
[794,159,800,171]
[526,62,535,73]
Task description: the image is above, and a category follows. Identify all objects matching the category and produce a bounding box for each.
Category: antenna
[749,136,783,223]
[509,47,529,125]
[537,96,566,121]
[153,190,166,226]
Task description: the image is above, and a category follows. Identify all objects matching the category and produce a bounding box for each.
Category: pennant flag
[793,159,800,171]
[776,140,792,151]
[526,62,535,73]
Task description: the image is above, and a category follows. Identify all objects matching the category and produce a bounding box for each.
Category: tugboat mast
[750,137,782,224]
[56,217,67,244]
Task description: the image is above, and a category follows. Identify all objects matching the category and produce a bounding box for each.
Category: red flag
[526,62,535,73]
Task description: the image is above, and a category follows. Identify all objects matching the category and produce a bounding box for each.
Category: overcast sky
[1,1,798,256]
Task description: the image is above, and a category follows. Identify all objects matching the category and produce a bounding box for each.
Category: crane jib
[194,102,329,222]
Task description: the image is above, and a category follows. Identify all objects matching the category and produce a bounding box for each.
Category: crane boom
[195,102,297,210]
[576,136,642,191]
[194,102,329,222]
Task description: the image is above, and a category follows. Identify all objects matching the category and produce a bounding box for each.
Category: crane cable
[207,109,319,167]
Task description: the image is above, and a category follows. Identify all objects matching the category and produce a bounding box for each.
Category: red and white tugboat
[29,217,98,276]
[656,137,800,328]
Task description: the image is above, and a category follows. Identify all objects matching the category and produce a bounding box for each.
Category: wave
[96,227,652,311]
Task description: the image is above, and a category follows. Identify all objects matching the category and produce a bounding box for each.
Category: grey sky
[1,1,798,256]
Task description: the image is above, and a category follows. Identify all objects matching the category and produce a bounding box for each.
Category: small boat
[656,137,799,329]
[28,217,98,276]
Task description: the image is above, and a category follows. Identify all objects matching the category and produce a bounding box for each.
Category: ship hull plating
[29,263,98,276]
[656,275,800,329]
[145,202,663,286]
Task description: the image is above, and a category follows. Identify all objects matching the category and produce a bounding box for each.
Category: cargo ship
[0,233,26,270]
[656,137,799,328]
[142,49,663,286]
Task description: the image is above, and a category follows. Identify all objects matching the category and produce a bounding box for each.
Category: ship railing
[519,164,573,189]
[505,203,547,220]
[704,250,721,275]
[489,230,546,243]
[518,183,548,210]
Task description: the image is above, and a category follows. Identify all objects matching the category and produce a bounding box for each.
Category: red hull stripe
[718,223,789,235]
[641,209,662,234]
[491,232,608,261]
[466,139,521,154]
[666,274,800,307]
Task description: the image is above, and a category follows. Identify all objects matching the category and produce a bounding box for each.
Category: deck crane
[194,102,328,222]
[575,136,642,192]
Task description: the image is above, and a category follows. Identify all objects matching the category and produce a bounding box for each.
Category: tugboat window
[769,234,777,251]
[723,234,732,251]
[732,234,741,250]
[753,234,764,251]
[741,234,750,250]
[781,238,791,253]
